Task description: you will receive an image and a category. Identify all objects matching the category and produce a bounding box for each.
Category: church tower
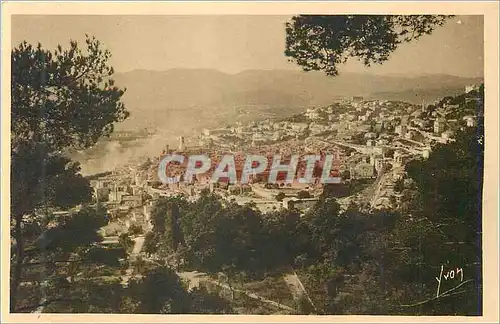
[178,136,185,152]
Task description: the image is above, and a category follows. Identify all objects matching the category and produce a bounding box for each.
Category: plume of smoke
[78,132,181,176]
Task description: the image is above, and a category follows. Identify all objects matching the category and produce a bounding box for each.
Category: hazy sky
[11,15,484,77]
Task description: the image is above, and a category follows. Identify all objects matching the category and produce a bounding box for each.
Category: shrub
[128,223,143,236]
[275,192,286,202]
[297,190,311,199]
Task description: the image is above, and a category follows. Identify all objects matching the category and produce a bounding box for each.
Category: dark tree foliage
[152,192,302,279]
[275,192,286,202]
[118,233,135,254]
[42,207,106,253]
[402,121,484,315]
[124,265,236,314]
[285,15,452,76]
[168,202,186,251]
[394,178,405,193]
[406,126,483,228]
[10,144,94,312]
[10,36,128,311]
[127,223,143,236]
[11,36,129,151]
[15,207,125,313]
[11,144,92,219]
[189,286,234,314]
[150,195,188,234]
[145,86,483,314]
[42,278,126,313]
[128,266,191,314]
[143,231,160,256]
[297,190,312,199]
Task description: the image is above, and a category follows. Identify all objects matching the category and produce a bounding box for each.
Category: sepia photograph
[1,1,499,322]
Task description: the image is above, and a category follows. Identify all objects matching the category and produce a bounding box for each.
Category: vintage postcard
[1,1,499,323]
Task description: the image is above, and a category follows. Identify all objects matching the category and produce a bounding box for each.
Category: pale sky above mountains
[12,15,483,78]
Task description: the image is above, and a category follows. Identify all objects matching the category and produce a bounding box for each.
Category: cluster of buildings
[89,85,482,220]
[89,164,154,231]
[196,94,473,156]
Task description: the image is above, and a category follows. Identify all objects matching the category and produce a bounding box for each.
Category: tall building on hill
[465,84,479,94]
[395,125,407,136]
[178,136,186,151]
[434,117,446,134]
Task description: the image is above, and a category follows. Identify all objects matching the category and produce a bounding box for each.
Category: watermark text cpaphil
[157,153,342,185]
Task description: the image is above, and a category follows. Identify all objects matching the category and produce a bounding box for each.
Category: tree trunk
[226,276,235,300]
[10,214,24,312]
[229,285,235,300]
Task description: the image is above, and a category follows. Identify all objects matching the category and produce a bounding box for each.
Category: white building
[310,123,329,135]
[405,131,417,140]
[395,125,407,136]
[463,115,476,127]
[364,132,377,139]
[377,139,389,146]
[290,123,309,132]
[345,114,356,122]
[178,136,186,151]
[434,118,446,134]
[252,133,269,146]
[374,157,386,172]
[305,108,321,120]
[350,163,374,179]
[394,151,411,167]
[465,84,479,93]
[422,146,432,159]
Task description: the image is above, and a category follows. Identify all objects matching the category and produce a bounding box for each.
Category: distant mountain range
[113,69,482,132]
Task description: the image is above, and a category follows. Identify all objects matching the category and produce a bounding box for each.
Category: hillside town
[88,84,483,238]
[8,10,491,318]
[40,83,482,315]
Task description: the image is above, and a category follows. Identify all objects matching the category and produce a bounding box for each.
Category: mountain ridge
[117,68,482,80]
[111,69,482,131]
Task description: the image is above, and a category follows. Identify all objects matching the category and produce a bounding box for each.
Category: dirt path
[284,273,304,298]
[121,235,145,285]
[283,272,317,313]
[369,168,387,208]
[175,270,294,312]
